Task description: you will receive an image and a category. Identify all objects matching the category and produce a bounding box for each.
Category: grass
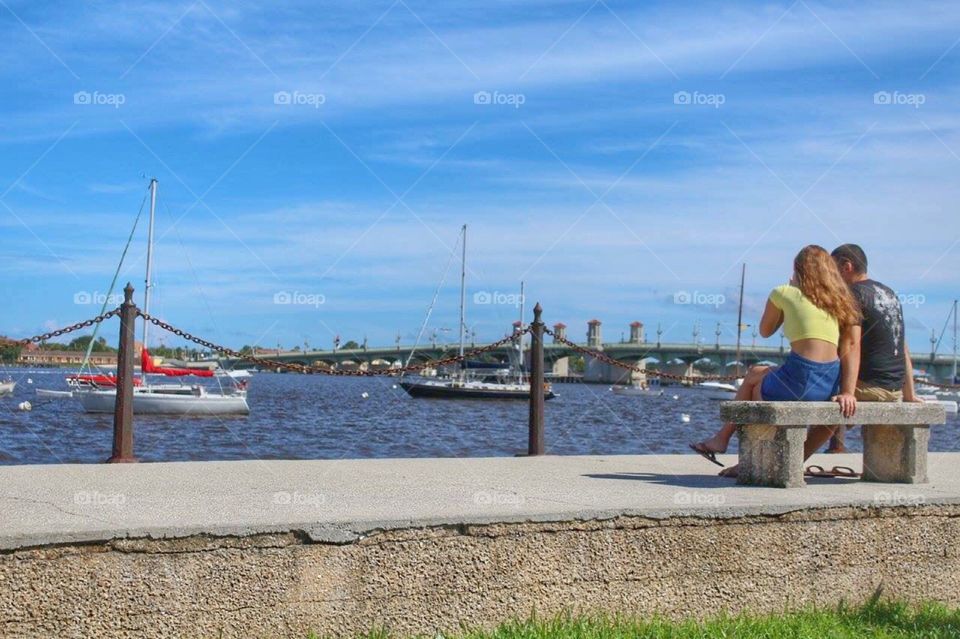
[312,600,960,638]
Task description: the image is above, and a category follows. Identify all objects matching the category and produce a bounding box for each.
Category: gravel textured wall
[3,505,960,638]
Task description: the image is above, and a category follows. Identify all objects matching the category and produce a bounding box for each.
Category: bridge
[216,320,959,384]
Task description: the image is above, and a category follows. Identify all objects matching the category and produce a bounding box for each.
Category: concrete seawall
[3,454,960,637]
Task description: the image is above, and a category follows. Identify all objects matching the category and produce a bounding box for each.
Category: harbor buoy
[680,413,691,423]
[391,384,398,389]
[672,394,680,400]
[26,378,33,384]
[18,401,32,412]
[361,392,369,399]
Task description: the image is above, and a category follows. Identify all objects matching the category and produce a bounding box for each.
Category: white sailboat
[400,225,556,400]
[75,179,249,416]
[0,379,15,396]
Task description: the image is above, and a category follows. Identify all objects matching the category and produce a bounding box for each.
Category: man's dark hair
[831,243,868,274]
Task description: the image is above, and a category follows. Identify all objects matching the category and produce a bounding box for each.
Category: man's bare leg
[805,425,839,459]
[826,426,848,453]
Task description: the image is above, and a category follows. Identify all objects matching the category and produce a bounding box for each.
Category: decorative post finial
[533,302,542,324]
[123,282,135,305]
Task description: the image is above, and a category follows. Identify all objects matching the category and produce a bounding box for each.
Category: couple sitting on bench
[690,243,919,478]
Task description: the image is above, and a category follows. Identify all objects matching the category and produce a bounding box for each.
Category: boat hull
[77,389,250,415]
[400,381,556,400]
[0,381,14,396]
[612,386,663,397]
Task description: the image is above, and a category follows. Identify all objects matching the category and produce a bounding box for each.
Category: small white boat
[918,394,959,415]
[0,379,15,396]
[612,381,664,397]
[695,380,740,400]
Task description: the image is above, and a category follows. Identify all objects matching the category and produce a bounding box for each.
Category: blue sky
[0,0,958,355]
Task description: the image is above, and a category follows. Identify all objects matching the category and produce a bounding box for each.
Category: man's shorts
[855,383,903,403]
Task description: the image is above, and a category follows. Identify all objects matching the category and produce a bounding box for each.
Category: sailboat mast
[458,224,467,364]
[953,299,958,382]
[142,178,158,348]
[735,263,745,377]
[517,281,525,381]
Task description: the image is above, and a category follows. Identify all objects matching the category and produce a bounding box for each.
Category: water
[0,369,957,465]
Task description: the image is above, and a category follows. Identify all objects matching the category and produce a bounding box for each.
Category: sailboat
[400,225,556,400]
[692,263,747,399]
[75,179,250,416]
[0,378,14,396]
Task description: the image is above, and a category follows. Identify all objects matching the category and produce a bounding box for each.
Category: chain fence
[3,308,959,390]
[138,310,529,376]
[544,327,751,384]
[5,308,122,346]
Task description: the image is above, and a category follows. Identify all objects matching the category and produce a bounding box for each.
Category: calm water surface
[1,369,957,465]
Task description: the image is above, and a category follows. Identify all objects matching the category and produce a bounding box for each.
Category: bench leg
[862,425,929,484]
[736,424,806,488]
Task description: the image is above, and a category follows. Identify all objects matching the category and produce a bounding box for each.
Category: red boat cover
[68,374,143,387]
[141,348,214,377]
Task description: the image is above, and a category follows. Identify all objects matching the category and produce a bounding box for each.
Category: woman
[689,245,861,475]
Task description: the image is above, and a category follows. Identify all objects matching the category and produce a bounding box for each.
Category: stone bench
[720,401,947,488]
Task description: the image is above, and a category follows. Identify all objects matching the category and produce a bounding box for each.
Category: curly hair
[793,245,861,327]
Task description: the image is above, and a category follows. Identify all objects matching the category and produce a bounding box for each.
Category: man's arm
[903,343,919,402]
[834,324,861,417]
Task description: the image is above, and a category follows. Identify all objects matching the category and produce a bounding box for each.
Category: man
[824,243,919,453]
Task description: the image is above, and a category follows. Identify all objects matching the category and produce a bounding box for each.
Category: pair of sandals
[805,465,860,478]
[690,444,862,479]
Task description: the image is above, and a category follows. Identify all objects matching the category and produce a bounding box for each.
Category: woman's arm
[833,324,861,417]
[758,299,783,338]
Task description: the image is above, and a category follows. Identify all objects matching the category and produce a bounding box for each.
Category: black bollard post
[108,283,138,463]
[528,302,545,456]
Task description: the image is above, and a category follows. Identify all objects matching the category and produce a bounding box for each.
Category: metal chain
[137,310,530,376]
[543,327,742,383]
[7,308,122,346]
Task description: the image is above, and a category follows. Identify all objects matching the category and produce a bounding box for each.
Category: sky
[0,0,958,356]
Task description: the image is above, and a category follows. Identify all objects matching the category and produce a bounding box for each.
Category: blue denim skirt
[760,352,840,401]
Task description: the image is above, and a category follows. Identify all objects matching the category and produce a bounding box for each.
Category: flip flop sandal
[688,443,725,467]
[830,466,861,478]
[805,465,834,478]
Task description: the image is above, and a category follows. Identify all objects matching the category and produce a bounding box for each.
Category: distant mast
[457,224,467,370]
[953,299,958,382]
[142,178,158,349]
[735,263,746,378]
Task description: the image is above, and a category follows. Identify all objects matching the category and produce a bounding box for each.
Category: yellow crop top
[768,284,840,346]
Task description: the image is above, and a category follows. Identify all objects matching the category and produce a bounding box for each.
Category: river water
[1,369,957,465]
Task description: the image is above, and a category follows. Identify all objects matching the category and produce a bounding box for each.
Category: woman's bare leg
[693,365,771,453]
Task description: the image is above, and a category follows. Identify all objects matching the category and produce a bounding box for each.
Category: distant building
[18,350,118,367]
